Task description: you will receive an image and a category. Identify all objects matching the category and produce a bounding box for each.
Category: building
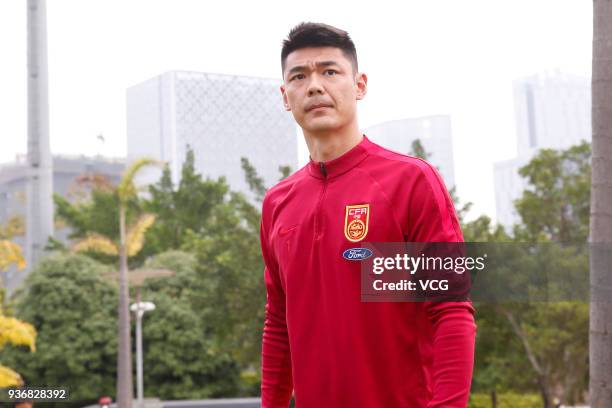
[126,71,298,198]
[363,115,456,189]
[0,154,125,295]
[493,155,532,228]
[494,70,591,227]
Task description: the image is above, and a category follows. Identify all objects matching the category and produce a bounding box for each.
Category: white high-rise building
[494,70,591,227]
[126,71,298,197]
[363,115,456,189]
[514,70,591,156]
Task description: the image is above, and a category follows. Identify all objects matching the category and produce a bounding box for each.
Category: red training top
[260,135,477,408]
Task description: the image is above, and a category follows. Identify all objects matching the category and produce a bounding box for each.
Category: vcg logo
[342,247,373,261]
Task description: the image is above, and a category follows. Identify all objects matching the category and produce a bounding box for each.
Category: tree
[108,158,161,408]
[459,141,591,407]
[53,186,126,264]
[141,151,268,392]
[56,158,160,407]
[461,215,508,243]
[0,223,35,388]
[176,157,293,388]
[502,143,591,407]
[409,139,430,161]
[0,295,36,388]
[590,2,612,406]
[1,248,247,404]
[137,251,242,398]
[240,157,267,202]
[278,165,293,180]
[0,253,117,406]
[144,147,229,256]
[514,142,591,243]
[181,190,265,375]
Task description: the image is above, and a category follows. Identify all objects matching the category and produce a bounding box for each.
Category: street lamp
[130,300,155,408]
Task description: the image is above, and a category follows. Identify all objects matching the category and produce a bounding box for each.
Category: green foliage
[468,142,591,406]
[143,147,230,257]
[1,250,244,404]
[117,158,161,204]
[138,250,241,398]
[409,139,430,160]
[181,191,266,375]
[140,292,240,398]
[471,303,532,393]
[462,215,509,242]
[53,180,142,266]
[240,157,267,202]
[468,392,542,408]
[0,253,118,407]
[278,165,293,181]
[47,146,265,397]
[54,189,121,241]
[514,141,591,242]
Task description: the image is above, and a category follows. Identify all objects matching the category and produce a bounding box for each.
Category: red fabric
[260,135,477,408]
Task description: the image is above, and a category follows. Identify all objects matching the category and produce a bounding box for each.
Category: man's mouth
[306,103,333,112]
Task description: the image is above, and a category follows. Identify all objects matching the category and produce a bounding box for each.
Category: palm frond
[118,158,161,203]
[126,213,157,257]
[72,234,118,256]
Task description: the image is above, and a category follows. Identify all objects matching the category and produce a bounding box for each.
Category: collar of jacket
[307,134,372,180]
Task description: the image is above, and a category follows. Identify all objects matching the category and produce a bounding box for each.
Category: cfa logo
[348,208,367,216]
[344,204,370,242]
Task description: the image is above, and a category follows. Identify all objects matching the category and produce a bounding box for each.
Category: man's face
[281,46,367,134]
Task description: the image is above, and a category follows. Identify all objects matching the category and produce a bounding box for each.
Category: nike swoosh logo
[278,225,299,236]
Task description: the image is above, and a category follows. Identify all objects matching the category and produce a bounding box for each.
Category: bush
[0,252,118,407]
[469,392,542,408]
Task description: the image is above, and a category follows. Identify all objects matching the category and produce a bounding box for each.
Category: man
[260,22,477,407]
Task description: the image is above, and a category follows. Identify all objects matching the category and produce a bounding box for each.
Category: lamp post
[130,299,155,408]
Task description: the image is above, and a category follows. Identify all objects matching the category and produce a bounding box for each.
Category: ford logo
[342,247,373,261]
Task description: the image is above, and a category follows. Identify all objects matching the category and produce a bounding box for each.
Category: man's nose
[307,74,324,96]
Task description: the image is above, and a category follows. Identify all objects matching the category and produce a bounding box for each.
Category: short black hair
[281,22,358,74]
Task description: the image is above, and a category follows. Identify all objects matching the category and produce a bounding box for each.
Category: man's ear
[280,84,291,111]
[355,72,368,100]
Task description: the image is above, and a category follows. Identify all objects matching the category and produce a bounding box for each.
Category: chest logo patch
[344,204,370,242]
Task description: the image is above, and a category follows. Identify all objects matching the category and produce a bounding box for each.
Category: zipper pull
[320,162,328,178]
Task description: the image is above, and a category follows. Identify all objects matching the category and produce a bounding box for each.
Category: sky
[0,0,593,222]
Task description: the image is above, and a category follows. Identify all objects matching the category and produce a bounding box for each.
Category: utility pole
[26,0,54,270]
[590,1,612,407]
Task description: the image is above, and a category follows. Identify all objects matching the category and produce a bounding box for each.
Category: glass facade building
[126,71,298,198]
[494,70,591,227]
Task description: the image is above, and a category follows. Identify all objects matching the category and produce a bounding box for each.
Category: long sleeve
[260,203,293,408]
[424,301,477,407]
[406,160,477,408]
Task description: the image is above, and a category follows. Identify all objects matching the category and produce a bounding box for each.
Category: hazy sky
[0,0,593,222]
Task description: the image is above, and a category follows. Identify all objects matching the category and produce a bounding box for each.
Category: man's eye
[291,74,305,81]
[325,70,338,76]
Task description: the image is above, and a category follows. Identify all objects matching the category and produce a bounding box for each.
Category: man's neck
[304,124,364,163]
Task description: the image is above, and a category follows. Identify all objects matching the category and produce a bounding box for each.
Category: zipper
[313,162,328,239]
[319,162,327,178]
